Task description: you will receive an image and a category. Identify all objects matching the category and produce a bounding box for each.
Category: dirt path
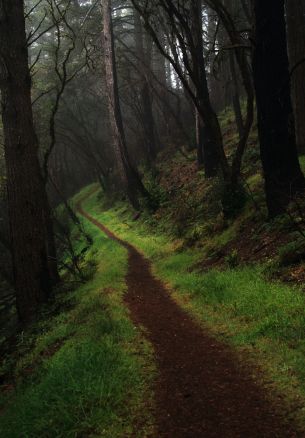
[78,202,301,438]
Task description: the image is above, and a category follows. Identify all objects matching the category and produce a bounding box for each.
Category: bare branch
[25,0,44,19]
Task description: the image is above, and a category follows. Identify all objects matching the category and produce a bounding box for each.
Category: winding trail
[78,200,301,438]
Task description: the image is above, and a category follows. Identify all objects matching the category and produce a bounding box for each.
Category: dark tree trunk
[134,9,158,162]
[207,6,219,111]
[0,0,52,323]
[216,0,254,186]
[229,52,244,140]
[253,0,305,217]
[101,0,148,210]
[191,0,221,177]
[195,109,204,167]
[154,29,170,136]
[285,0,305,154]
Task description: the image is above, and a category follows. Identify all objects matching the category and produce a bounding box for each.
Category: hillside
[138,109,305,284]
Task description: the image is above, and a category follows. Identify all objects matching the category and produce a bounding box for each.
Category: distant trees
[0,0,54,323]
[127,0,305,218]
[131,0,229,179]
[252,0,305,217]
[131,0,256,217]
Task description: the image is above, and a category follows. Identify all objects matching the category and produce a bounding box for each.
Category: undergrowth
[0,186,154,438]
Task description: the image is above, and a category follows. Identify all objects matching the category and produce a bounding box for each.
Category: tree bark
[285,0,305,154]
[208,0,254,184]
[134,9,158,162]
[0,0,52,323]
[101,0,148,209]
[252,0,305,217]
[195,109,204,167]
[191,0,222,176]
[229,52,244,140]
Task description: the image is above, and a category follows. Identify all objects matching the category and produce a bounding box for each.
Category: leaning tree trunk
[285,0,305,154]
[0,0,52,323]
[101,0,148,209]
[252,0,305,217]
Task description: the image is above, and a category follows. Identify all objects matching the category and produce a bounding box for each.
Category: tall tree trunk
[285,0,305,154]
[219,0,254,186]
[0,0,52,323]
[195,109,204,167]
[154,29,171,135]
[207,6,219,110]
[191,0,221,176]
[229,52,244,140]
[253,0,305,217]
[101,0,148,209]
[134,9,158,162]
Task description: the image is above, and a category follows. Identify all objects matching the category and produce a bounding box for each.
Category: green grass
[0,186,154,438]
[84,186,305,426]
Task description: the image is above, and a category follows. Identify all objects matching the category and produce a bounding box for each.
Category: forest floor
[77,190,304,437]
[2,180,305,436]
[2,106,305,435]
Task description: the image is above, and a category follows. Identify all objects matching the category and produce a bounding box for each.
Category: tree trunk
[229,52,244,139]
[191,0,222,177]
[134,9,158,162]
[0,0,52,323]
[207,6,219,110]
[285,0,305,154]
[101,0,148,210]
[253,0,305,217]
[195,109,204,167]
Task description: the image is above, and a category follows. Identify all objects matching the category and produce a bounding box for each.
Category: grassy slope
[0,186,155,438]
[85,185,305,428]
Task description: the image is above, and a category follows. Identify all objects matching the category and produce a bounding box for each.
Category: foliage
[141,169,169,211]
[277,239,305,267]
[224,249,239,268]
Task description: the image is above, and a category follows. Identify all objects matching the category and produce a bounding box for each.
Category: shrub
[224,249,239,269]
[278,240,305,267]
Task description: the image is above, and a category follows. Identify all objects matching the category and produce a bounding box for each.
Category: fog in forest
[1,1,305,436]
